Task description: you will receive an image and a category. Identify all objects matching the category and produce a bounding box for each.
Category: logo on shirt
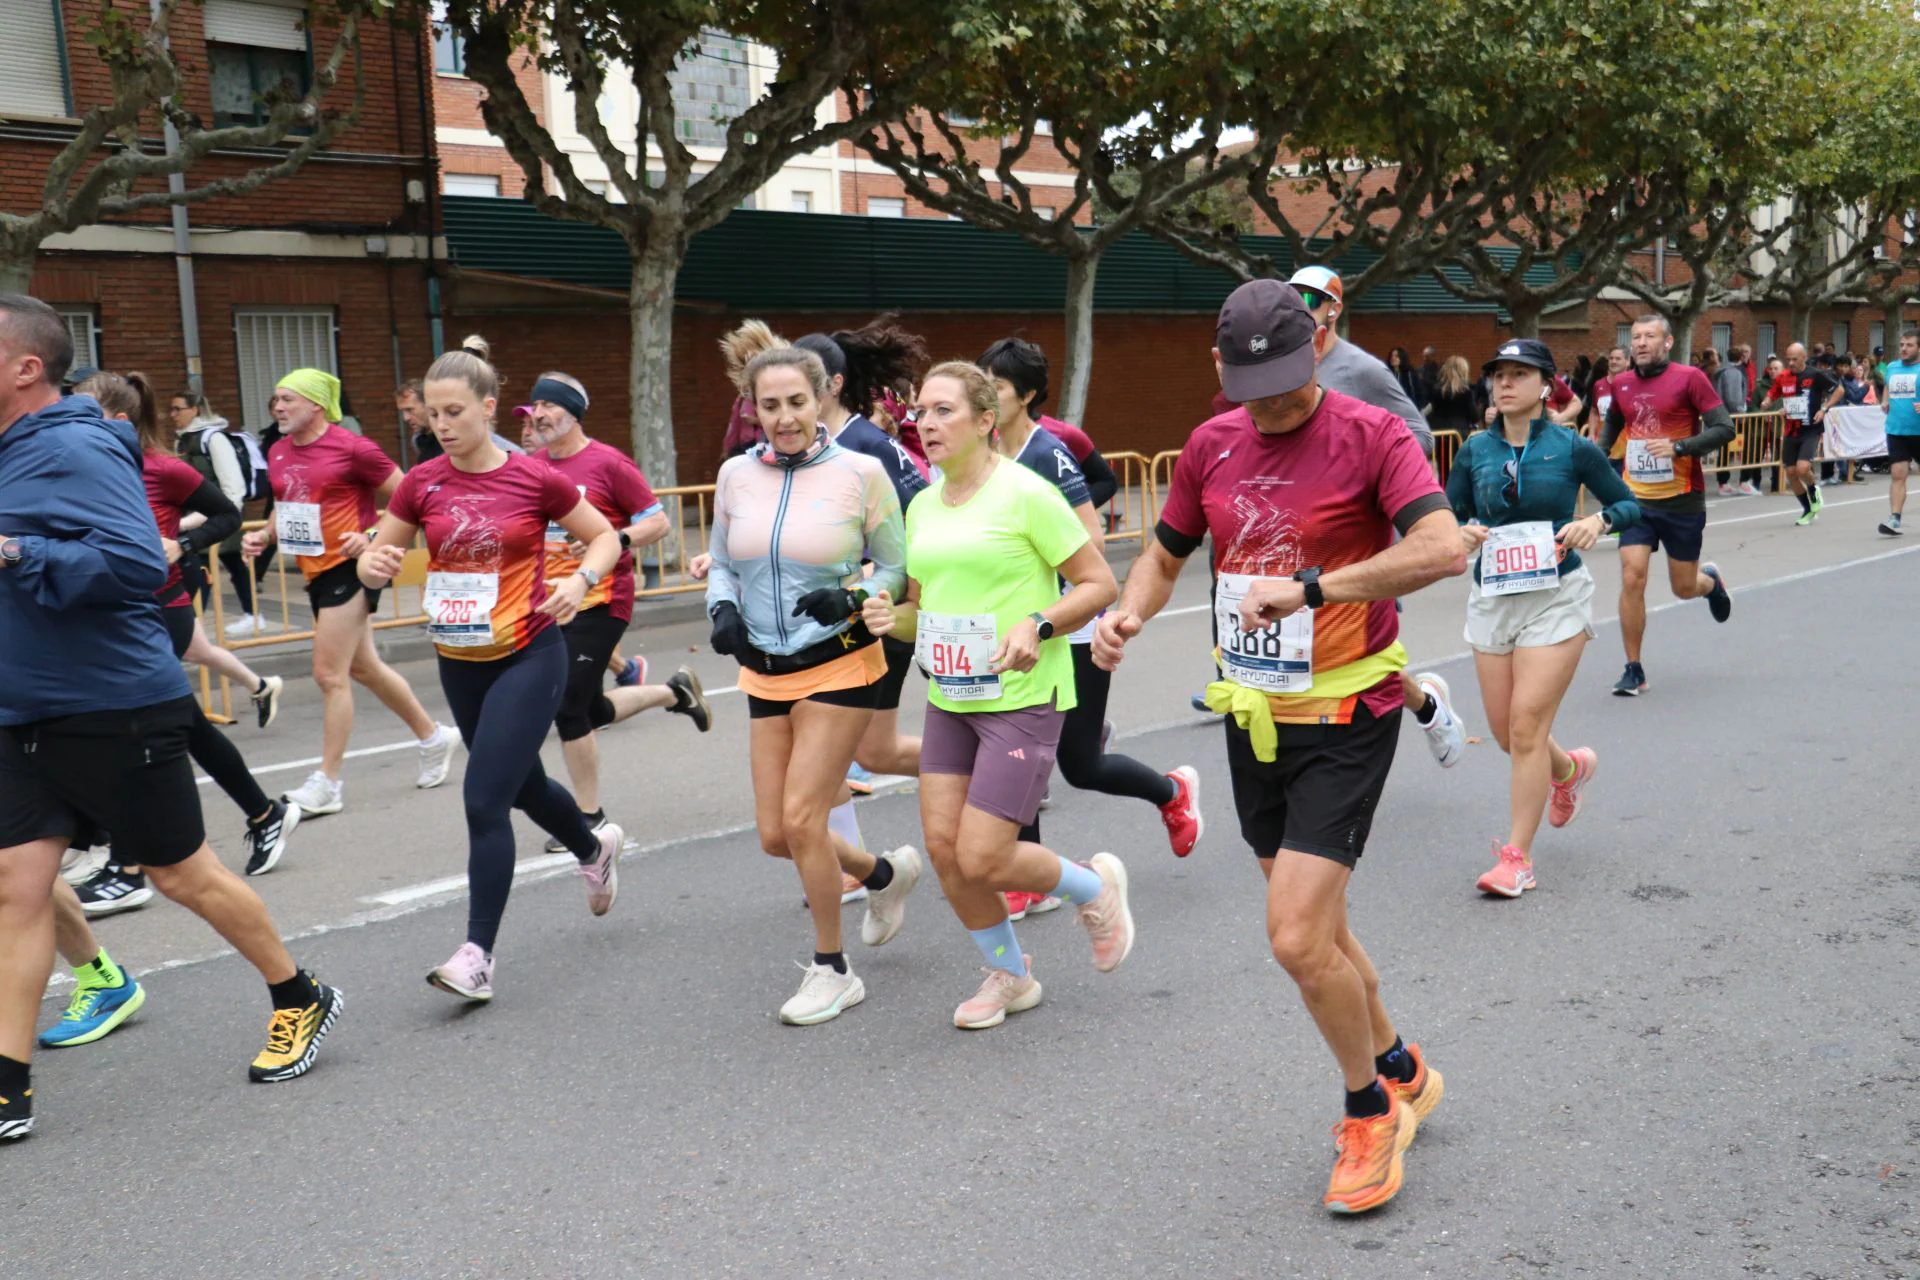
[1052,449,1076,479]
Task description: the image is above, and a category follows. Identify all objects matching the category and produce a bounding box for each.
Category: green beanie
[276,368,342,421]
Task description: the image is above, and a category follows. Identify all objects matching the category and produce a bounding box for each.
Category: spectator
[1419,345,1440,401]
[1424,355,1479,435]
[397,379,439,463]
[1387,346,1423,407]
[1839,353,1869,406]
[1711,345,1748,413]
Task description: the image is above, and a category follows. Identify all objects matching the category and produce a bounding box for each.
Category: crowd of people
[2,278,1915,1222]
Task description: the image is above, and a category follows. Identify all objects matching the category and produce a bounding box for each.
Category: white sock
[827,801,863,852]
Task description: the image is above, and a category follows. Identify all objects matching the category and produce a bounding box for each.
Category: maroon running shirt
[535,439,659,623]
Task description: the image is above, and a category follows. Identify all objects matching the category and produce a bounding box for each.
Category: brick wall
[432,47,544,197]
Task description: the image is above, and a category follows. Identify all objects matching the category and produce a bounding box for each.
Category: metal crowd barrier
[1429,430,1463,487]
[1100,451,1153,551]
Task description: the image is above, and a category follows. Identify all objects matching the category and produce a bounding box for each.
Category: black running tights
[1018,642,1176,844]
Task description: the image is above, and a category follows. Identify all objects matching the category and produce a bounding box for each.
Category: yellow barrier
[633,485,717,600]
[1430,430,1463,487]
[1101,451,1153,551]
[1703,411,1795,485]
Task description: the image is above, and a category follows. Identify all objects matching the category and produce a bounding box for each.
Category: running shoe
[0,1082,29,1142]
[1037,785,1051,811]
[1024,894,1063,915]
[544,812,608,855]
[1547,747,1598,829]
[861,845,922,946]
[778,962,865,1026]
[283,770,343,816]
[1159,765,1203,856]
[1880,514,1904,536]
[39,973,145,1048]
[243,800,301,876]
[1611,662,1647,697]
[1795,508,1816,526]
[1077,852,1135,972]
[1810,488,1825,516]
[615,654,647,688]
[251,675,284,729]
[74,865,152,917]
[1701,563,1732,623]
[416,724,461,789]
[224,612,266,639]
[577,821,623,916]
[61,845,107,886]
[667,666,711,732]
[846,761,875,796]
[248,978,344,1082]
[953,955,1043,1030]
[1476,843,1536,898]
[1737,481,1762,496]
[1324,1091,1417,1214]
[1005,891,1036,921]
[427,942,494,1002]
[1189,692,1211,714]
[1386,1043,1445,1126]
[1414,672,1467,768]
[1716,481,1735,497]
[840,873,868,904]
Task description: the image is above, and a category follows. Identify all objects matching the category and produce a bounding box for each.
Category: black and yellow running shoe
[249,980,344,1083]
[0,1084,32,1141]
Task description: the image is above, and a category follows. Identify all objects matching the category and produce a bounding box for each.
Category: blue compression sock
[1050,856,1104,906]
[968,919,1025,974]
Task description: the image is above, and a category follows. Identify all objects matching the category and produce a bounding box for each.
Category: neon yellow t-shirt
[906,457,1089,714]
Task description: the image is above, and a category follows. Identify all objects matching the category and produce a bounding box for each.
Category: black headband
[529,376,587,422]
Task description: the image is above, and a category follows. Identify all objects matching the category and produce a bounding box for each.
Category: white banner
[1825,405,1888,459]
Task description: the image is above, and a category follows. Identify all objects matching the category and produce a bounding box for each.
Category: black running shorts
[1781,431,1823,469]
[555,605,628,741]
[872,636,916,712]
[1888,435,1920,466]
[1224,703,1401,867]
[305,559,383,615]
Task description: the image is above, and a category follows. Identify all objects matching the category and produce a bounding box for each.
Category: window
[204,0,310,129]
[442,173,502,197]
[669,29,752,147]
[1757,322,1777,359]
[234,307,336,431]
[790,192,812,214]
[1711,323,1732,356]
[0,1,70,118]
[431,0,464,75]
[1036,206,1056,222]
[1832,322,1850,355]
[1870,321,1886,354]
[1615,323,1633,348]
[867,197,906,218]
[55,307,99,373]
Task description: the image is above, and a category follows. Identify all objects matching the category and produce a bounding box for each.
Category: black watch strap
[1294,566,1325,610]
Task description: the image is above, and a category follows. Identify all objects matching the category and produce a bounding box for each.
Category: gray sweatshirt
[1318,336,1434,457]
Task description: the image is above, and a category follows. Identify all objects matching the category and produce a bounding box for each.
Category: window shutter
[57,308,98,371]
[234,308,336,430]
[0,2,69,118]
[203,0,308,52]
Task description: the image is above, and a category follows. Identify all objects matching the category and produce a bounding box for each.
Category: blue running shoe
[39,976,145,1048]
[614,656,646,688]
[845,761,875,795]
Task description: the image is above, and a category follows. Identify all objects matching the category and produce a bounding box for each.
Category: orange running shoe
[1386,1043,1445,1125]
[1476,843,1535,898]
[1324,1089,1417,1214]
[1548,747,1598,828]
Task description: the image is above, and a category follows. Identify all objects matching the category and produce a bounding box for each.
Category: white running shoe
[251,675,284,730]
[427,942,494,1002]
[61,845,108,886]
[545,813,609,855]
[224,613,266,638]
[578,821,623,916]
[861,846,923,947]
[416,724,461,789]
[1737,481,1762,497]
[778,962,865,1026]
[282,770,343,816]
[1414,672,1467,769]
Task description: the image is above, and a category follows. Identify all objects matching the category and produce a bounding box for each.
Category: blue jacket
[1446,419,1639,586]
[0,395,189,725]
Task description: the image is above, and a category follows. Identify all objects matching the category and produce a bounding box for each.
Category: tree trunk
[627,235,683,489]
[1789,305,1812,349]
[1886,298,1909,354]
[0,251,35,295]
[1672,312,1698,362]
[1056,251,1099,427]
[1506,299,1543,340]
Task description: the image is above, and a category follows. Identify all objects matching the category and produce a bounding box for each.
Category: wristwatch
[1028,611,1056,641]
[618,529,632,550]
[1293,565,1325,610]
[0,536,21,565]
[577,567,602,589]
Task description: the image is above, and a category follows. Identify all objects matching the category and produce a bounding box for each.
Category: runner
[519,372,712,850]
[241,368,458,815]
[360,348,627,1002]
[860,360,1132,1030]
[1285,267,1467,771]
[73,372,299,892]
[1759,342,1842,526]
[1877,327,1918,536]
[1093,280,1462,1212]
[1599,316,1736,697]
[706,345,922,1026]
[1447,340,1640,896]
[1,295,344,1142]
[980,336,1202,889]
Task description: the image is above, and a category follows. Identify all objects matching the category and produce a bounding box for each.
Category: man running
[1095,280,1463,1213]
[1286,267,1467,770]
[1598,315,1736,697]
[0,296,344,1142]
[1878,328,1919,536]
[1760,343,1842,526]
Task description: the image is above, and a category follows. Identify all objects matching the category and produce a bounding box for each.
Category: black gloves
[791,586,866,628]
[709,601,749,657]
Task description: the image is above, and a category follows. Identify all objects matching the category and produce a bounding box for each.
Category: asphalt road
[10,486,1919,1279]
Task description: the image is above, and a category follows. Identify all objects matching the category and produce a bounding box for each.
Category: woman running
[241,368,457,817]
[861,361,1131,1030]
[1448,340,1639,897]
[359,349,626,1001]
[980,338,1201,893]
[706,345,922,1026]
[72,372,299,897]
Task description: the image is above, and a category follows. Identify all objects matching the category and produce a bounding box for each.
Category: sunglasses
[1295,286,1330,312]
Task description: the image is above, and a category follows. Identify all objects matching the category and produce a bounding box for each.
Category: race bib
[1626,438,1675,483]
[1215,572,1313,693]
[276,502,325,557]
[546,485,588,547]
[424,572,500,648]
[1480,522,1559,596]
[1783,394,1809,422]
[1888,373,1916,401]
[917,612,1000,701]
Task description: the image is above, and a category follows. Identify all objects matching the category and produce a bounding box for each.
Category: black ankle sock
[1797,489,1812,513]
[1376,1037,1415,1084]
[861,856,895,892]
[583,809,605,826]
[813,951,848,975]
[1345,1081,1391,1118]
[0,1052,28,1095]
[267,970,320,1010]
[1412,693,1437,725]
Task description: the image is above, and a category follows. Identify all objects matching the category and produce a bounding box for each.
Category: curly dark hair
[797,314,928,418]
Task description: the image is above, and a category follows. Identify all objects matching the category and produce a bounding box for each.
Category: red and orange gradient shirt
[266,424,397,579]
[534,439,659,624]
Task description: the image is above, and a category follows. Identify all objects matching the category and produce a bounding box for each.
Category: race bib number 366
[276,502,324,557]
[917,612,1000,701]
[1215,573,1312,693]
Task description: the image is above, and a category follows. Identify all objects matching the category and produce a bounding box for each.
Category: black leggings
[438,625,597,951]
[220,543,275,615]
[1018,642,1176,844]
[164,604,271,823]
[554,606,626,742]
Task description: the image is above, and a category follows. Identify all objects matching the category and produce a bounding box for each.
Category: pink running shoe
[427,942,493,1001]
[578,821,624,916]
[1476,843,1535,898]
[1159,766,1203,857]
[1548,747,1597,828]
[953,955,1043,1029]
[1004,891,1036,921]
[1077,852,1135,971]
